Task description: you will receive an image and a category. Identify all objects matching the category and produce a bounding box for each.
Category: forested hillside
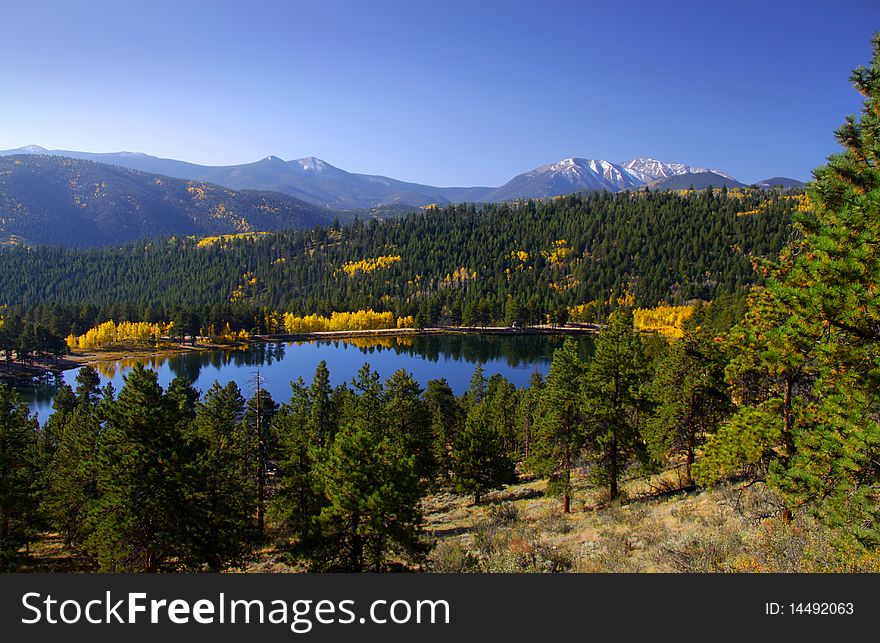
[0,155,335,246]
[0,188,796,334]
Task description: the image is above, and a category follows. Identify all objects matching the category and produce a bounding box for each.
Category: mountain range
[0,155,333,247]
[0,145,803,210]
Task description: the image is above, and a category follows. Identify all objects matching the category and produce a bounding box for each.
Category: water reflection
[20,332,593,423]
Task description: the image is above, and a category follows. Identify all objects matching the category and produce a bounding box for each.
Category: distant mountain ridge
[0,155,335,247]
[646,172,747,191]
[752,176,806,189]
[0,145,803,209]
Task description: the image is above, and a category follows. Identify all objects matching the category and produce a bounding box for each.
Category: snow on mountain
[294,156,333,174]
[620,158,735,182]
[486,157,646,201]
[552,158,644,190]
[0,145,50,155]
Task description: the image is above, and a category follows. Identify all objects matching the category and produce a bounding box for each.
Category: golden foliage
[282,309,403,333]
[344,336,414,349]
[568,300,600,322]
[340,255,401,276]
[632,304,696,338]
[549,275,580,292]
[442,266,477,284]
[187,183,209,200]
[544,239,573,266]
[195,232,268,248]
[67,320,173,350]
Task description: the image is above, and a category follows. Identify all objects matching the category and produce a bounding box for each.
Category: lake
[22,332,594,423]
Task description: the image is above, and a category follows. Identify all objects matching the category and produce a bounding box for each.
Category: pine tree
[452,391,516,504]
[647,327,730,486]
[695,287,816,487]
[769,35,880,541]
[304,365,427,571]
[186,381,258,570]
[272,378,326,553]
[74,365,102,407]
[307,360,335,448]
[517,371,544,461]
[310,421,426,571]
[45,369,104,552]
[245,379,278,539]
[87,365,190,571]
[0,385,41,571]
[465,363,486,407]
[699,35,880,544]
[529,339,584,512]
[582,309,650,501]
[424,378,462,486]
[485,374,520,457]
[383,369,435,480]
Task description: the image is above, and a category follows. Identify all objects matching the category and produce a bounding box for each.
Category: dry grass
[422,468,880,573]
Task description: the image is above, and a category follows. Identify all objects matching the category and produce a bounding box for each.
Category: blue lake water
[22,333,594,423]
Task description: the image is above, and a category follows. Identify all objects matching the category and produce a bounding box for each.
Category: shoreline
[3,324,600,385]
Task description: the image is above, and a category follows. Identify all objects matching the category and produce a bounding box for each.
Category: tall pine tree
[582,310,650,502]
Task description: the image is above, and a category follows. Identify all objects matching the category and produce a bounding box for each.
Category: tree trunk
[782,377,795,459]
[780,377,795,522]
[350,512,363,572]
[563,442,571,513]
[145,550,157,573]
[686,391,696,485]
[609,430,619,501]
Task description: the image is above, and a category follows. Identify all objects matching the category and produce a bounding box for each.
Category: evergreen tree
[700,35,880,543]
[47,407,101,552]
[424,378,462,486]
[87,365,189,571]
[529,339,585,512]
[465,363,486,407]
[245,379,278,539]
[272,378,326,553]
[582,310,650,501]
[646,327,730,485]
[485,374,520,457]
[306,360,335,448]
[383,369,435,480]
[74,365,102,407]
[0,385,41,571]
[45,370,104,552]
[185,381,258,570]
[305,366,427,571]
[309,422,426,571]
[517,371,544,461]
[452,390,516,504]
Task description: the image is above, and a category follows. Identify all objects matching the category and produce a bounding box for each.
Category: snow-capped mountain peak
[534,157,643,189]
[294,156,333,174]
[486,157,646,201]
[620,157,735,182]
[11,145,49,154]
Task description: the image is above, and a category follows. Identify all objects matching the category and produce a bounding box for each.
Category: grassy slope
[421,472,880,573]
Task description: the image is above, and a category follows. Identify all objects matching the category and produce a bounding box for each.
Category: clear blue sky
[1,0,878,185]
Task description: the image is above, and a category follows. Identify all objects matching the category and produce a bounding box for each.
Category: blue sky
[1,0,878,185]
